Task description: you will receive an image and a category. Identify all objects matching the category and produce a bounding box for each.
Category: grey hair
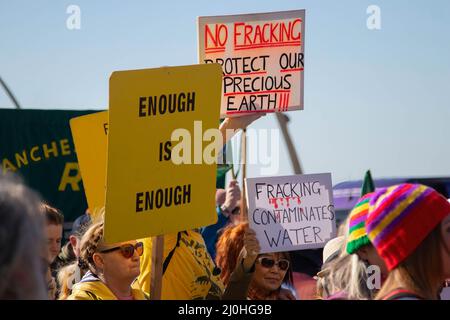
[0,173,47,299]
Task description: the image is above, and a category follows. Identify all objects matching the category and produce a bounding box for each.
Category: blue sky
[1,0,449,184]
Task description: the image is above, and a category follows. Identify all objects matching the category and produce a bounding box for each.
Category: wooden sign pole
[240,129,248,221]
[149,235,164,300]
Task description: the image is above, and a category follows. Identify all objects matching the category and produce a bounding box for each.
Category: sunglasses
[257,257,290,271]
[99,242,144,259]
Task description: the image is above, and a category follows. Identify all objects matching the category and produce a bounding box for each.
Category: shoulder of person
[382,289,423,300]
[69,279,116,300]
[131,288,150,300]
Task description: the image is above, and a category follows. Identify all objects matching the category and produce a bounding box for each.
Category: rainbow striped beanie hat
[366,183,450,271]
[346,193,374,254]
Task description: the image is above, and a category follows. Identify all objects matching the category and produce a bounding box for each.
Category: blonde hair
[316,245,373,300]
[376,225,444,300]
[57,263,79,300]
[316,214,373,300]
[57,218,104,299]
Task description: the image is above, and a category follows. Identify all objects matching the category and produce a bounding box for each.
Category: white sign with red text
[198,10,305,118]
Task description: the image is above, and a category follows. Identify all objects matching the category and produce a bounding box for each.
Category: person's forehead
[46,223,63,232]
[260,252,284,259]
[107,240,137,247]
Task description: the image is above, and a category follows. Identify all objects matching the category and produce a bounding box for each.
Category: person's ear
[69,235,79,257]
[69,235,77,249]
[92,253,104,270]
[356,246,369,261]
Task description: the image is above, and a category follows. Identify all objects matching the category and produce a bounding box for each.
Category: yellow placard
[105,64,222,243]
[70,111,108,215]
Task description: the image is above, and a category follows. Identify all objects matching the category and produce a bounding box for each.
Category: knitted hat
[366,183,450,271]
[346,193,374,254]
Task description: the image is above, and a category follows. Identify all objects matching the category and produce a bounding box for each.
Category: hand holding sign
[222,114,264,130]
[220,114,264,145]
[241,228,261,272]
[221,180,241,216]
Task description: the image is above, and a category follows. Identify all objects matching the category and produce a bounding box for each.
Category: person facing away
[366,184,450,300]
[0,173,48,299]
[56,211,92,300]
[316,212,376,301]
[342,192,389,299]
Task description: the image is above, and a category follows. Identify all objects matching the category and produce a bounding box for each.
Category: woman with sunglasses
[248,254,293,300]
[66,220,148,300]
[216,222,295,300]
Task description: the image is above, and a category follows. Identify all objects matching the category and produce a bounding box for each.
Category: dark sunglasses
[257,257,290,271]
[99,242,144,259]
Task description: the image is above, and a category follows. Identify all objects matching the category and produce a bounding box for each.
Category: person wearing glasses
[66,220,148,300]
[216,222,295,300]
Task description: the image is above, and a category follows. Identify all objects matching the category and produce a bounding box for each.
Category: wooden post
[275,113,303,174]
[240,129,248,221]
[149,235,164,300]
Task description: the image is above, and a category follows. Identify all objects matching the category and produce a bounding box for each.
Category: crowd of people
[1,115,450,301]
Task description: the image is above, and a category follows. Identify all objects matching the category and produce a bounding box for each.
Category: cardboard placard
[198,10,305,117]
[105,64,222,243]
[245,173,336,253]
[70,111,108,214]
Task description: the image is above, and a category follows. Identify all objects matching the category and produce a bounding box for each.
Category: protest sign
[198,10,305,117]
[70,111,108,215]
[105,64,222,243]
[245,173,336,253]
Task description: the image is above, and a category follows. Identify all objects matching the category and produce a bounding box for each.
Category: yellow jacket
[68,272,148,300]
[136,230,224,300]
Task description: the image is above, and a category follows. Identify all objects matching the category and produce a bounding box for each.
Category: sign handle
[149,235,164,300]
[240,129,248,221]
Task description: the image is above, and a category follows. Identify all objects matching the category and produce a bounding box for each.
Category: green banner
[0,109,98,225]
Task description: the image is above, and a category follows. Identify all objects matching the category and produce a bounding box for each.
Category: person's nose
[50,242,58,252]
[131,250,141,261]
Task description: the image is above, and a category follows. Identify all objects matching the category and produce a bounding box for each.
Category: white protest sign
[198,10,305,118]
[245,173,336,253]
